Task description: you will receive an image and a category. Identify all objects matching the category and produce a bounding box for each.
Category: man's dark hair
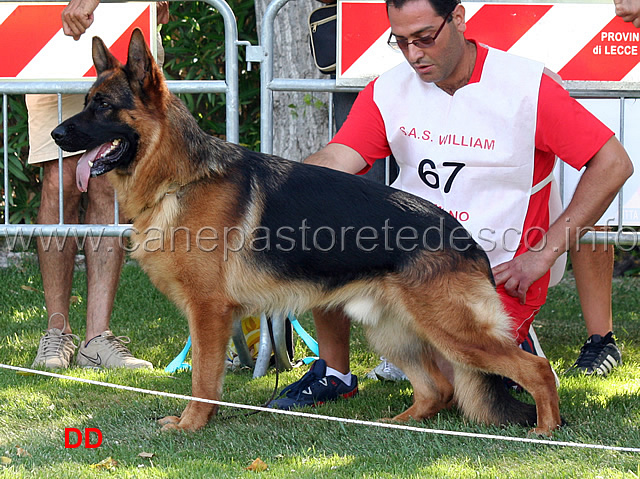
[386,0,460,19]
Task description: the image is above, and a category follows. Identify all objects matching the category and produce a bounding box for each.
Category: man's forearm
[538,136,633,258]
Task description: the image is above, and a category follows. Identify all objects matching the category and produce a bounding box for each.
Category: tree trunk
[255,0,330,161]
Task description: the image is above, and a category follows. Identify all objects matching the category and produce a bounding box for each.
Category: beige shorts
[26,38,165,165]
[26,94,85,164]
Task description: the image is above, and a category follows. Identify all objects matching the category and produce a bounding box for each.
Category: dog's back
[230,152,489,285]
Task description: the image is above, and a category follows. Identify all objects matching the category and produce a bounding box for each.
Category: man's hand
[614,0,640,27]
[492,249,557,304]
[157,1,169,25]
[62,0,100,41]
[494,136,632,305]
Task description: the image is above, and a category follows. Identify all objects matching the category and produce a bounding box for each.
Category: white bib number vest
[374,47,544,267]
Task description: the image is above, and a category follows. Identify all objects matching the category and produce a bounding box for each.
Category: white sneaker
[32,328,79,369]
[76,330,152,369]
[366,357,408,381]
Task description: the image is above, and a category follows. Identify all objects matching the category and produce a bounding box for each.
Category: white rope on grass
[1,362,639,453]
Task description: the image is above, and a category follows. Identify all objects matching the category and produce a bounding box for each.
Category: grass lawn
[0,257,639,478]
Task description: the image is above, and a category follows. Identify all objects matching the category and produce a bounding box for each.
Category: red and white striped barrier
[0,2,156,80]
[338,1,640,85]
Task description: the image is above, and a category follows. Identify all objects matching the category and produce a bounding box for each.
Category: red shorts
[497,272,549,345]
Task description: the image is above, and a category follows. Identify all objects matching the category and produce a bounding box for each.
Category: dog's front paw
[528,426,555,437]
[378,416,407,424]
[158,415,181,429]
[158,414,210,431]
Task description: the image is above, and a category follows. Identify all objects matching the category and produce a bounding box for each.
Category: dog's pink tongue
[75,144,109,192]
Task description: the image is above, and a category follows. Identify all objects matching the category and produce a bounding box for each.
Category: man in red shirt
[272,0,632,409]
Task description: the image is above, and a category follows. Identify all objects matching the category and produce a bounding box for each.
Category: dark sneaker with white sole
[569,331,621,377]
[270,359,358,410]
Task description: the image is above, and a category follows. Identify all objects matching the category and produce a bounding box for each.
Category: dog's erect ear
[92,36,121,75]
[125,28,158,87]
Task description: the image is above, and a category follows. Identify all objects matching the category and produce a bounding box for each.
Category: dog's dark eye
[97,101,111,110]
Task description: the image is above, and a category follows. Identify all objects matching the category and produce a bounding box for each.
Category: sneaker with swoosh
[76,330,153,369]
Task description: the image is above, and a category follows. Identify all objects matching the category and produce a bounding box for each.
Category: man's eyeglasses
[387,10,453,51]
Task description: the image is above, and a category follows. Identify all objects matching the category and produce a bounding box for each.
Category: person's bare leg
[570,238,614,337]
[36,156,82,333]
[314,308,351,374]
[83,175,125,341]
[569,233,620,375]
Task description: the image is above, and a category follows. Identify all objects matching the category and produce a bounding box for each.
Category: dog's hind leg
[159,299,234,431]
[456,347,561,436]
[365,321,454,422]
[389,350,454,423]
[395,272,561,435]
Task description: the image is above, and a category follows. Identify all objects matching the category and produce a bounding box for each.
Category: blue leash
[164,336,192,373]
[287,312,319,364]
[164,314,319,372]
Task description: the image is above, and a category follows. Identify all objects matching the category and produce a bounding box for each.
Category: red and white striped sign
[0,2,156,80]
[338,1,640,86]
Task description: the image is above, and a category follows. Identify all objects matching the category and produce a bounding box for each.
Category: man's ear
[92,36,121,75]
[452,4,467,34]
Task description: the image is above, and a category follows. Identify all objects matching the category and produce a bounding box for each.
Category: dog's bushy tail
[453,368,537,427]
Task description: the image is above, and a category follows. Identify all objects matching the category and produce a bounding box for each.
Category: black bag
[308,4,337,74]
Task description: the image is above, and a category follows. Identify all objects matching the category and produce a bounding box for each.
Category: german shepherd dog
[52,29,561,435]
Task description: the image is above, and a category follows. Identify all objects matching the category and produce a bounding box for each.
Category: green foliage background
[0,95,40,225]
[162,0,260,148]
[0,1,260,226]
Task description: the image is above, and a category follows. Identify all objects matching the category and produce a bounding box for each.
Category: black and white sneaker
[570,331,621,377]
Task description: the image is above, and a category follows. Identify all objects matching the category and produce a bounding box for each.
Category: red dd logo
[64,427,103,448]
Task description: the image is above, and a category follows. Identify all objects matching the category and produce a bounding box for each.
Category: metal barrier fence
[562,83,640,246]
